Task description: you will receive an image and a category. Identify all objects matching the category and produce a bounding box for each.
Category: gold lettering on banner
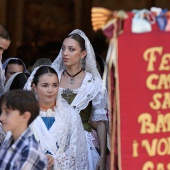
[138,113,155,134]
[141,137,170,156]
[130,47,170,168]
[157,163,165,170]
[157,138,168,156]
[162,92,170,109]
[132,140,139,157]
[138,113,170,134]
[143,47,163,71]
[167,163,170,170]
[159,54,170,71]
[157,74,170,89]
[142,161,154,170]
[142,162,170,170]
[149,92,170,110]
[146,74,170,90]
[146,74,158,90]
[142,139,157,156]
[164,114,170,131]
[155,114,167,133]
[149,93,162,110]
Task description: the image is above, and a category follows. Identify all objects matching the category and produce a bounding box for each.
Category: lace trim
[92,114,108,121]
[39,110,55,117]
[4,72,22,93]
[2,58,29,74]
[70,72,108,113]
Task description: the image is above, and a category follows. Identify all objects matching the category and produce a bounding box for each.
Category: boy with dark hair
[0,89,47,169]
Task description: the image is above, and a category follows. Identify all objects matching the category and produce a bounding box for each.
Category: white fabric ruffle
[60,71,108,121]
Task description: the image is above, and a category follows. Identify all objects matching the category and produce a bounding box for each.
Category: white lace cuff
[92,114,108,121]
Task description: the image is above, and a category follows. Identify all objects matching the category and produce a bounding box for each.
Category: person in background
[4,72,30,93]
[31,58,52,73]
[0,25,11,96]
[0,90,47,169]
[24,65,88,170]
[3,58,29,83]
[52,29,108,170]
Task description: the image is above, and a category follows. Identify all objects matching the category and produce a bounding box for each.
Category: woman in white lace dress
[24,65,88,170]
[52,29,108,170]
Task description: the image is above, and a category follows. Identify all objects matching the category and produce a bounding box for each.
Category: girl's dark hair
[5,59,25,75]
[0,25,11,41]
[0,90,39,125]
[33,66,58,86]
[67,34,86,51]
[10,73,30,90]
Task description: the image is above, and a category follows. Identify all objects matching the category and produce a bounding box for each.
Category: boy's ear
[22,111,31,124]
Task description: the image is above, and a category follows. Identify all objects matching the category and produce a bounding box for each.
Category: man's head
[4,59,25,82]
[0,25,11,56]
[0,90,39,133]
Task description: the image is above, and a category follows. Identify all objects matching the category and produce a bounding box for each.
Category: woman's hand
[46,154,54,170]
[96,157,106,170]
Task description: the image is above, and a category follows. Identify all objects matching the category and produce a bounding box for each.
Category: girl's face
[33,73,59,106]
[61,38,86,68]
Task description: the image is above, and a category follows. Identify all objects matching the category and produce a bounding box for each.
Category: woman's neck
[65,65,82,75]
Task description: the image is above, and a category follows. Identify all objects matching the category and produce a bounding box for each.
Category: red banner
[117,20,170,169]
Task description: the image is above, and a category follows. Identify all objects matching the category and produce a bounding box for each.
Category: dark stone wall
[0,0,169,58]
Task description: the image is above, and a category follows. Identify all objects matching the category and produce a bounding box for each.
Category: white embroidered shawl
[30,94,88,169]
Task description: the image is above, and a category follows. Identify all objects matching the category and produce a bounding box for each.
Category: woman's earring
[80,58,86,71]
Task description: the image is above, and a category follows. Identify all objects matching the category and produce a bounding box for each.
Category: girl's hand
[46,154,54,170]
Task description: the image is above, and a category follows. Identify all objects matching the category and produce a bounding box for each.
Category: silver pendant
[70,77,74,84]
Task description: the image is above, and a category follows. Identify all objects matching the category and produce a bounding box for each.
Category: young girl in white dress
[24,65,88,170]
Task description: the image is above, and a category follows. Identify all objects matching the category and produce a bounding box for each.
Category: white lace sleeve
[54,100,89,170]
[91,87,108,121]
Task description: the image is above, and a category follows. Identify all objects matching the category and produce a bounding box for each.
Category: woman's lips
[63,58,69,62]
